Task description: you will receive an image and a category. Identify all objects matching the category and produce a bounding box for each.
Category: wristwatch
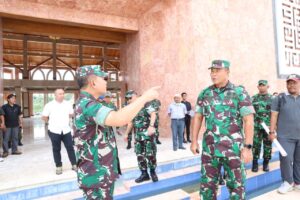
[244,144,252,149]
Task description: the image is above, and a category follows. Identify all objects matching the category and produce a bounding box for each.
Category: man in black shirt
[181,92,192,143]
[2,94,23,157]
[0,107,5,161]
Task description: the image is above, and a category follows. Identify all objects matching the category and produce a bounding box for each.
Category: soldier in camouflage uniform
[123,99,133,149]
[153,99,161,144]
[191,60,255,200]
[251,80,272,172]
[124,90,159,183]
[74,65,159,200]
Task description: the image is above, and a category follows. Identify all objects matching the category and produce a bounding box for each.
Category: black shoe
[8,142,11,149]
[219,173,225,185]
[150,169,158,182]
[179,147,186,150]
[126,142,131,150]
[263,160,269,172]
[183,140,187,143]
[156,140,161,145]
[252,160,258,172]
[18,141,23,146]
[135,170,150,183]
[187,139,192,143]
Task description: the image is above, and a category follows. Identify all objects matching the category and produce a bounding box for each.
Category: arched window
[47,70,62,80]
[63,70,75,81]
[31,69,46,80]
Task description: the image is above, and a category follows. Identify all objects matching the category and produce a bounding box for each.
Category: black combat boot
[126,141,131,149]
[263,159,269,172]
[156,136,161,145]
[219,173,225,185]
[150,169,158,182]
[135,170,150,183]
[252,159,258,172]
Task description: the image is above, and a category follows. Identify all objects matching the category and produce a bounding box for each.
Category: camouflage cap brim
[76,65,108,78]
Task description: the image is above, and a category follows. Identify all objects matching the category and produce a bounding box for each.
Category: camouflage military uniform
[101,101,122,175]
[153,100,161,142]
[133,100,158,171]
[74,65,119,200]
[122,102,133,147]
[74,91,119,200]
[196,82,255,200]
[252,93,272,161]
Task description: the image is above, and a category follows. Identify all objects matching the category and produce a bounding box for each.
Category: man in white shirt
[42,89,76,175]
[168,94,187,151]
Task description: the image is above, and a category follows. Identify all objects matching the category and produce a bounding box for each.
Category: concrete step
[141,189,190,200]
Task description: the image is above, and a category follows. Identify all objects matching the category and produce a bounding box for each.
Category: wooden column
[52,40,57,80]
[79,42,83,67]
[23,35,29,79]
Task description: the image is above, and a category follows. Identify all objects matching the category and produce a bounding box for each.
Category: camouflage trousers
[82,182,115,200]
[135,136,157,171]
[200,151,246,200]
[155,128,160,141]
[252,128,272,160]
[128,131,133,143]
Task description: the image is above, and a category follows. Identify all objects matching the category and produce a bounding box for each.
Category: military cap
[286,74,300,82]
[125,90,136,98]
[258,80,268,85]
[7,93,16,100]
[104,91,112,98]
[209,60,230,69]
[76,65,108,78]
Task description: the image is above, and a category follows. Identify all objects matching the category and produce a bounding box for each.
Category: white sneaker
[277,181,294,194]
[294,184,300,190]
[0,157,3,162]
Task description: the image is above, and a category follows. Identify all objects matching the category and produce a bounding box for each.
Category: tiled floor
[1,117,296,200]
[0,117,197,193]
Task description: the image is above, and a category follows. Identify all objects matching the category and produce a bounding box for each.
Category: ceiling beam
[2,18,126,43]
[3,51,120,61]
[3,34,120,48]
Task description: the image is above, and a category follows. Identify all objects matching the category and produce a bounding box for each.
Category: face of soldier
[92,76,107,95]
[104,97,111,103]
[174,96,181,103]
[55,89,65,103]
[210,68,229,87]
[257,84,269,94]
[287,80,300,95]
[127,94,137,104]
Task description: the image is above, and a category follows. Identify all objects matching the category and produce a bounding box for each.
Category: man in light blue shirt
[168,94,187,151]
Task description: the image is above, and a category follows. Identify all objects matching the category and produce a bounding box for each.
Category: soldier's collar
[80,90,96,100]
[212,81,233,91]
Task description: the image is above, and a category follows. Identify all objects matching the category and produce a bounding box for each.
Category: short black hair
[7,94,16,100]
[181,92,187,97]
[76,74,97,89]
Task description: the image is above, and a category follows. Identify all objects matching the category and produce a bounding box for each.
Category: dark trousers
[48,131,76,167]
[184,115,191,141]
[278,137,300,184]
[3,127,19,153]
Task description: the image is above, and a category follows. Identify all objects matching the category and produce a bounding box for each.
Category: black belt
[171,118,184,120]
